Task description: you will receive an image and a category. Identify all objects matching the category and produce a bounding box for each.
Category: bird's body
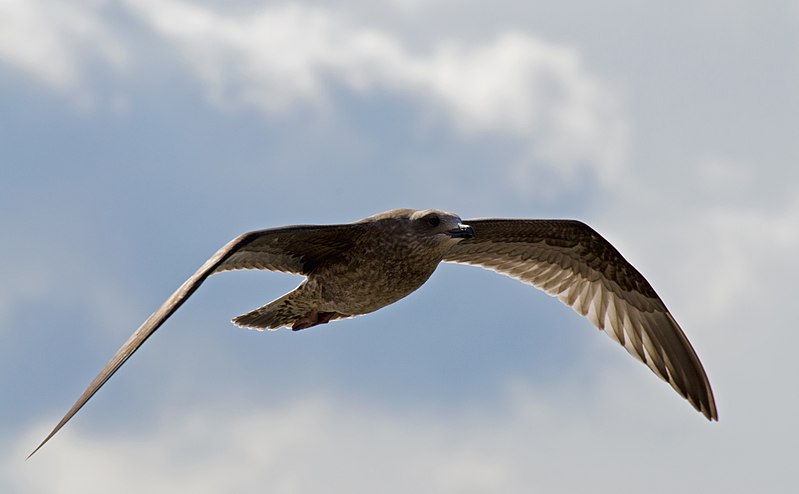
[30,208,717,458]
[231,209,469,329]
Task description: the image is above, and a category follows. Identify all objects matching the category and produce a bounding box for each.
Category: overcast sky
[2,1,798,492]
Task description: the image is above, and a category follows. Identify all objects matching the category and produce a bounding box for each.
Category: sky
[2,0,798,492]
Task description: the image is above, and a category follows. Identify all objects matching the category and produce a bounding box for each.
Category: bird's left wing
[29,223,362,458]
[443,219,717,420]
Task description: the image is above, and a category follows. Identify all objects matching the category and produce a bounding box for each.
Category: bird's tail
[232,290,310,330]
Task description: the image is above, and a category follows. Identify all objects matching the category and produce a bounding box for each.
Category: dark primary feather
[443,219,717,421]
[28,223,359,459]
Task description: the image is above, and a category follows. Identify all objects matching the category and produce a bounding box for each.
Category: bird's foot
[291,310,339,331]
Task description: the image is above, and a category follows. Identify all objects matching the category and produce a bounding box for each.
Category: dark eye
[426,215,440,227]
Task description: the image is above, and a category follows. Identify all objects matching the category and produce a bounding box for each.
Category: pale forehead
[409,209,458,220]
[362,208,460,222]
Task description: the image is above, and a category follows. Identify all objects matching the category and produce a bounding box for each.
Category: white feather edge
[446,255,685,395]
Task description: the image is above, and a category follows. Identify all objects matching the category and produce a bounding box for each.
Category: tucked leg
[291,310,344,331]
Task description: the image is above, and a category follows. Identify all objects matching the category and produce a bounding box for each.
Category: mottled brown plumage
[29,208,717,458]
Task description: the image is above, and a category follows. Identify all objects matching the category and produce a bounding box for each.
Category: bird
[29,208,717,457]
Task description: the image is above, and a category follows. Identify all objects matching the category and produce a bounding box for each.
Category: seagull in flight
[30,208,717,457]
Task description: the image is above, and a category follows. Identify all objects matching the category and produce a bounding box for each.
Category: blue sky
[2,1,798,492]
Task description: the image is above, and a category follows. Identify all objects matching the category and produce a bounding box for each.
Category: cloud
[0,0,627,188]
[3,2,798,491]
[697,196,799,315]
[0,0,126,95]
[595,151,799,329]
[0,0,630,191]
[126,0,627,185]
[12,379,730,494]
[696,156,754,193]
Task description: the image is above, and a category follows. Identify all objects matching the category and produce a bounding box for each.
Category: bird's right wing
[29,223,363,458]
[443,219,717,421]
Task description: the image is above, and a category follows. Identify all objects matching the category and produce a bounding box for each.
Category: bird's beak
[447,223,475,239]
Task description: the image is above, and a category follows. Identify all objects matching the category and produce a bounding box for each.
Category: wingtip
[26,430,55,460]
[28,412,75,459]
[706,402,719,422]
[695,392,718,422]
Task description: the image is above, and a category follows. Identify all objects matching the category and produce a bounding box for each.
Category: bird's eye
[426,215,440,227]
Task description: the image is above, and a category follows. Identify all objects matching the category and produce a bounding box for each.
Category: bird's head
[361,208,474,244]
[408,209,474,240]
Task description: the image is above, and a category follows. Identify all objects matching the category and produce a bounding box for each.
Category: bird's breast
[310,243,442,315]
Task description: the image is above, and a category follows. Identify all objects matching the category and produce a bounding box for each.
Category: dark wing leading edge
[443,219,717,420]
[29,223,362,458]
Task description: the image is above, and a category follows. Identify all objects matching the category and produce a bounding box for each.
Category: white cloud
[597,154,799,329]
[699,197,799,311]
[12,380,737,494]
[125,0,628,186]
[0,0,126,95]
[0,0,628,186]
[3,2,798,491]
[696,156,754,192]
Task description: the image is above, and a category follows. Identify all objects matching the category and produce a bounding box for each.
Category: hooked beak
[447,223,475,239]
